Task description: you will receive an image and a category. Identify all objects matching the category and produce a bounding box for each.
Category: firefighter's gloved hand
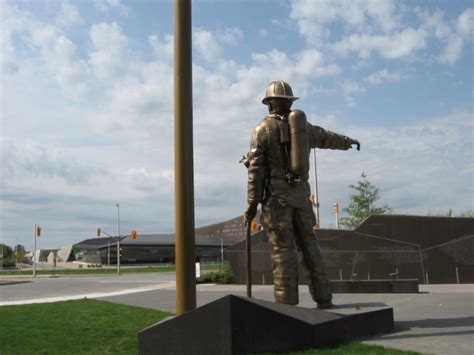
[345,137,360,151]
[244,204,258,225]
[350,138,360,151]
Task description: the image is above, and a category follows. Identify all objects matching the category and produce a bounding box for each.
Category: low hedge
[196,268,235,284]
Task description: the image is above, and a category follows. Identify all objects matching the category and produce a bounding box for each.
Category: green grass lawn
[280,342,418,354]
[0,299,172,355]
[0,263,221,276]
[0,300,417,355]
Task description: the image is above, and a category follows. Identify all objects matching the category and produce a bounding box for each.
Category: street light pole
[116,203,121,275]
[1,239,4,271]
[33,224,37,277]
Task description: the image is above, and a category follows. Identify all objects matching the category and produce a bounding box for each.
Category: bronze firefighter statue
[244,80,360,308]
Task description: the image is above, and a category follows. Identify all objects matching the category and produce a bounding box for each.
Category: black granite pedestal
[138,295,394,354]
[331,279,419,293]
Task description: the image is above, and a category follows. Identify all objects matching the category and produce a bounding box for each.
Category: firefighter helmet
[262,80,299,105]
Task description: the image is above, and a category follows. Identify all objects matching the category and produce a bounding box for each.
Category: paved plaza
[1,273,473,354]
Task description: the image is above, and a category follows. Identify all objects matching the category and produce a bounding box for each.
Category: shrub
[196,267,235,284]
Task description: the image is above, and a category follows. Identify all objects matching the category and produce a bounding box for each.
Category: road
[1,273,473,354]
[0,273,176,304]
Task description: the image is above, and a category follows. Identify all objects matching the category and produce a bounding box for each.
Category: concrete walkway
[362,284,474,354]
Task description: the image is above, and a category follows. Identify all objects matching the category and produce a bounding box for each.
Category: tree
[14,244,26,254]
[429,209,474,217]
[0,244,28,267]
[13,244,28,264]
[0,244,14,267]
[340,172,392,229]
[0,244,13,259]
[458,210,474,218]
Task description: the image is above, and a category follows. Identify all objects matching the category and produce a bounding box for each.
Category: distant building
[72,215,253,265]
[25,249,56,263]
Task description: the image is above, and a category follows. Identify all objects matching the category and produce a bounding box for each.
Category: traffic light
[96,228,101,237]
[36,226,41,237]
[251,220,258,231]
[119,248,123,257]
[131,230,137,240]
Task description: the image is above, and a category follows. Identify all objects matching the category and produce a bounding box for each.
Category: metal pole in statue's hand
[313,149,320,228]
[246,221,252,298]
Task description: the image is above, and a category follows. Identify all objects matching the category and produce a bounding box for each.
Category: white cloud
[89,22,132,80]
[125,168,174,192]
[2,2,88,96]
[289,16,329,47]
[219,27,244,45]
[91,70,173,135]
[0,139,101,184]
[437,8,473,65]
[438,34,464,65]
[364,0,400,32]
[290,0,400,45]
[33,29,88,95]
[56,1,83,28]
[456,8,473,36]
[148,34,173,62]
[364,69,405,85]
[94,0,128,16]
[340,80,365,106]
[333,27,427,59]
[418,9,451,39]
[250,49,340,81]
[1,2,25,74]
[193,28,221,62]
[418,7,472,65]
[294,49,341,77]
[290,0,471,65]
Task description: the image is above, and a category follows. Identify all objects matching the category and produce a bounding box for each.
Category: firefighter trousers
[262,197,332,305]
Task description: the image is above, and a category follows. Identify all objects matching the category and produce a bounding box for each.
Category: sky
[1,0,473,251]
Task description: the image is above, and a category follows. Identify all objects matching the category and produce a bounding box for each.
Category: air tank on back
[288,109,309,176]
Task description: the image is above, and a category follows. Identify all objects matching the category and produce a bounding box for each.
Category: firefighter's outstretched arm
[308,123,360,151]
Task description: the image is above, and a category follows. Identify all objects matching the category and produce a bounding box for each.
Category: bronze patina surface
[244,80,360,306]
